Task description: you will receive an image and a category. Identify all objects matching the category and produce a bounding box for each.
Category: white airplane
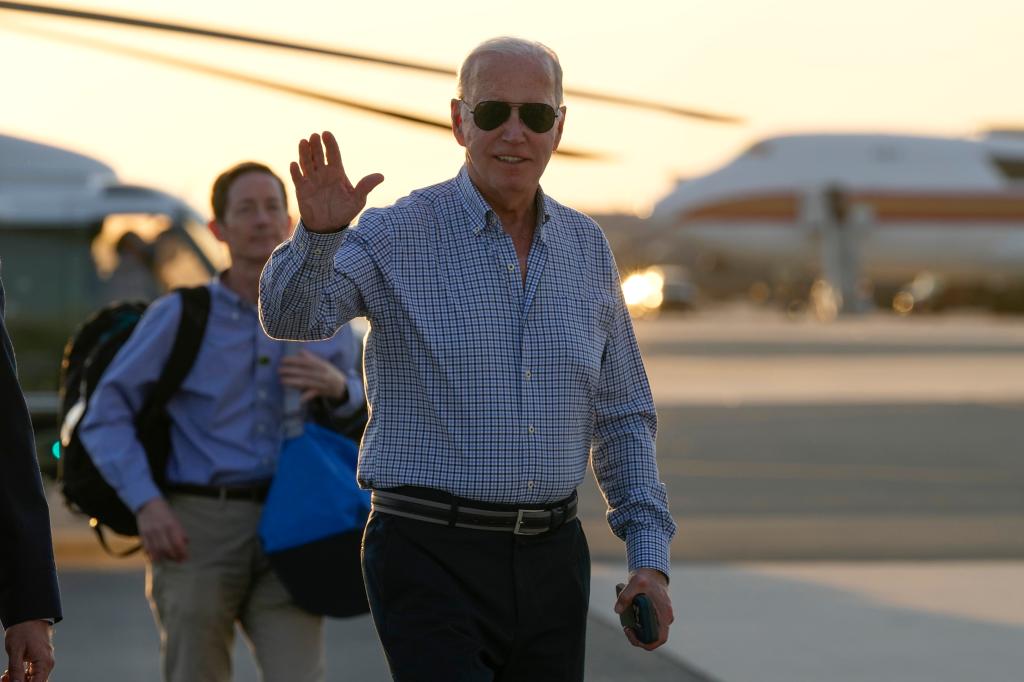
[628,131,1024,312]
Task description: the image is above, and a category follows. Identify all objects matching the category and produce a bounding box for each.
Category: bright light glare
[622,268,665,313]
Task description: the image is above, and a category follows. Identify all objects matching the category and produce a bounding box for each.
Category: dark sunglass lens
[473,101,511,131]
[519,104,556,133]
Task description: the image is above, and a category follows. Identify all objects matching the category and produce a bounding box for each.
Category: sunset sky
[1,0,1021,217]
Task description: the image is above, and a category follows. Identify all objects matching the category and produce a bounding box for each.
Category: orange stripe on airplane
[682,195,798,221]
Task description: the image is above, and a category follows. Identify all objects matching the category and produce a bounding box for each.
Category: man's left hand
[278,350,348,404]
[614,567,674,651]
[3,619,54,682]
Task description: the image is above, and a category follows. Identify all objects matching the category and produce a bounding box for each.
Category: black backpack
[57,287,211,553]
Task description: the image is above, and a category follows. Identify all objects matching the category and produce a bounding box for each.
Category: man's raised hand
[290,131,384,233]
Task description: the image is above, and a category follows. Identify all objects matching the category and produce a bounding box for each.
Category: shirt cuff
[291,219,348,263]
[625,527,672,578]
[327,386,361,417]
[123,481,163,515]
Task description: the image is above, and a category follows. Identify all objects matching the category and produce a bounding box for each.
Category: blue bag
[259,421,371,617]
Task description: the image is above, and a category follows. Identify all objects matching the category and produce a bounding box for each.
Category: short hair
[210,162,286,223]
[457,37,563,106]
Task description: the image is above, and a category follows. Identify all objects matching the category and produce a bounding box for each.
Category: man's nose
[500,107,527,141]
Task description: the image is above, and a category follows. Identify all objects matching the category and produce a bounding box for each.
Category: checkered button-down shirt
[260,166,676,574]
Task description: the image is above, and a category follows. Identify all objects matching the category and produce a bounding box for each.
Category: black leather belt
[166,482,271,503]
[371,489,577,536]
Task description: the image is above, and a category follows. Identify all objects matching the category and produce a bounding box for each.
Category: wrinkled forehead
[464,54,558,105]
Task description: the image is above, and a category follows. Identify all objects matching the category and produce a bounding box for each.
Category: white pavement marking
[634,310,1024,347]
[743,561,1024,627]
[645,355,1024,405]
[635,310,1024,405]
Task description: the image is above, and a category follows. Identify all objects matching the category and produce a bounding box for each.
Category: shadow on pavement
[51,569,697,681]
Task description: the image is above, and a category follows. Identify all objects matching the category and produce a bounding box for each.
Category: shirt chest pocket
[539,291,614,390]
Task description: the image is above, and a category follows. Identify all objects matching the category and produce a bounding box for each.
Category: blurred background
[1,1,1022,680]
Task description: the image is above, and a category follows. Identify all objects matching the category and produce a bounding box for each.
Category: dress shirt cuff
[292,220,348,263]
[5,616,61,629]
[325,383,362,418]
[625,527,672,579]
[123,480,164,515]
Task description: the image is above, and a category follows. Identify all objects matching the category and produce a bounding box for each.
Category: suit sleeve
[0,281,63,628]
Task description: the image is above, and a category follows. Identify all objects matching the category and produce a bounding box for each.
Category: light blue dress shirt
[259,167,675,574]
[80,278,364,513]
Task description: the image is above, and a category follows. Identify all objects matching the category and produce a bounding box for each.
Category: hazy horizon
[2,0,1021,217]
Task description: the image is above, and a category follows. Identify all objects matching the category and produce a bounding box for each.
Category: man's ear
[451,99,466,147]
[552,106,566,152]
[208,218,226,243]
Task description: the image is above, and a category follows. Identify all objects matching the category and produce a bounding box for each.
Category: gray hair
[456,37,563,106]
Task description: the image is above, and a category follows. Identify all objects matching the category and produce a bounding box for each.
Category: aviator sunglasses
[460,100,560,133]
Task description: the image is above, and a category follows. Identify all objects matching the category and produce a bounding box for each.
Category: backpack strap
[148,286,212,407]
[136,285,212,488]
[92,525,145,558]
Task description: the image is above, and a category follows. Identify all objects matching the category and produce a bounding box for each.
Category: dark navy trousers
[362,501,590,681]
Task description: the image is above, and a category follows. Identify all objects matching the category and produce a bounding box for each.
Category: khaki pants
[147,494,324,682]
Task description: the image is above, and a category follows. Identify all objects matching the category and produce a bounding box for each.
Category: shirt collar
[455,165,553,240]
[210,272,252,311]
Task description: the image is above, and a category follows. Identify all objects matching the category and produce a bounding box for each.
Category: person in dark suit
[0,276,61,682]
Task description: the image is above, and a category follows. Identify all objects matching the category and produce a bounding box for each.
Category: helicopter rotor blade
[3,22,609,161]
[0,0,743,125]
[562,87,742,125]
[0,0,452,74]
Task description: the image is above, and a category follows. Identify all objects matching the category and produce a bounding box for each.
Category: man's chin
[494,169,541,193]
[240,248,278,266]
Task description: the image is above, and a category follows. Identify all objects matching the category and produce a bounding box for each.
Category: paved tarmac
[44,560,1024,681]
[50,565,704,681]
[593,560,1024,682]
[38,308,1024,680]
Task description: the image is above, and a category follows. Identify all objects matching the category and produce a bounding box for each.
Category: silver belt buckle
[513,509,548,536]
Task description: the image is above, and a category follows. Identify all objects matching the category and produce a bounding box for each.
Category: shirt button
[258,356,271,365]
[507,264,515,272]
[528,425,535,435]
[257,389,268,400]
[525,370,532,380]
[313,248,322,255]
[256,424,267,434]
[528,481,534,489]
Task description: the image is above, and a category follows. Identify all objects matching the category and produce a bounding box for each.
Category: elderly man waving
[260,36,676,682]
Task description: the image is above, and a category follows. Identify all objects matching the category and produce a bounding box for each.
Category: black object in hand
[615,583,660,644]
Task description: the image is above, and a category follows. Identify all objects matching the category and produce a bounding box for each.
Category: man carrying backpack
[79,162,365,682]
